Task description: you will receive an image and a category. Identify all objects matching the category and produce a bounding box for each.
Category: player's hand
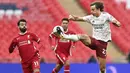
[20,58,22,62]
[68,15,78,20]
[51,46,55,50]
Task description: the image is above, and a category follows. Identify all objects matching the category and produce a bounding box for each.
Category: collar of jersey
[64,29,68,33]
[19,31,27,35]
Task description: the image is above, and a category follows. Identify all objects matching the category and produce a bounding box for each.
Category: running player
[49,18,75,73]
[9,19,41,73]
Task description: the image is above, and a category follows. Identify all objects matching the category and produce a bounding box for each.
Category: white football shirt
[83,12,115,42]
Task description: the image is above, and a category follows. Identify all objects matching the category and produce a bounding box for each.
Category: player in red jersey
[9,19,41,73]
[49,18,75,73]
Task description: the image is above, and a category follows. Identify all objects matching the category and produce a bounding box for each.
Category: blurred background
[0,0,130,73]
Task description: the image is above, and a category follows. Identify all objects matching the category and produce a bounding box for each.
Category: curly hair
[17,19,26,26]
[90,1,104,12]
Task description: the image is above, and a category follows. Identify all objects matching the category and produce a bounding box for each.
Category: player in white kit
[52,1,121,73]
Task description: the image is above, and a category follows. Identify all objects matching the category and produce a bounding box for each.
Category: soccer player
[49,18,75,73]
[54,1,121,73]
[9,19,41,73]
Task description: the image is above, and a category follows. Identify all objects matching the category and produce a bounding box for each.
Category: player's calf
[64,61,70,73]
[98,57,106,73]
[52,64,63,73]
[64,65,70,73]
[52,68,58,73]
[79,34,91,46]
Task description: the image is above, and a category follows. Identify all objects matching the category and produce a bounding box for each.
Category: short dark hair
[90,1,104,12]
[62,18,69,22]
[17,19,26,26]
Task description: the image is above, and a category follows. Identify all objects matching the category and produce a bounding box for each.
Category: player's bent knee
[79,34,89,39]
[34,69,40,73]
[64,62,70,66]
[79,34,91,46]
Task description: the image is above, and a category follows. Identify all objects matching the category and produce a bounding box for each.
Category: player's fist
[51,46,55,50]
[68,15,78,20]
[69,15,74,20]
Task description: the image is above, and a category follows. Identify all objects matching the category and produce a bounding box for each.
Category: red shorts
[88,37,108,59]
[21,55,40,73]
[55,52,69,65]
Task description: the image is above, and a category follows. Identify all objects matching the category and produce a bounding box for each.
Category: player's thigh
[96,48,107,59]
[79,34,91,46]
[96,41,107,59]
[22,63,33,73]
[31,58,40,73]
[22,67,33,73]
[55,53,68,65]
[96,43,107,68]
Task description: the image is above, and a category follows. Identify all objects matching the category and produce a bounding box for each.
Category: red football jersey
[49,30,75,56]
[9,32,40,63]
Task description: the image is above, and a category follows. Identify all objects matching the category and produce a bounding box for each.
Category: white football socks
[61,34,80,41]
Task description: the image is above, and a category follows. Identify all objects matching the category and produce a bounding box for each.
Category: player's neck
[95,12,101,17]
[64,29,68,33]
[20,31,27,35]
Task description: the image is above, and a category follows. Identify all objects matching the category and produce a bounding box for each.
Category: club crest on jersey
[27,35,30,39]
[92,20,95,23]
[59,39,70,42]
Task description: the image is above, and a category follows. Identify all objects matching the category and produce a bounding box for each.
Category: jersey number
[34,61,39,66]
[102,49,106,56]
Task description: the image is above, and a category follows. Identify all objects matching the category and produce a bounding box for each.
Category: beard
[20,27,27,33]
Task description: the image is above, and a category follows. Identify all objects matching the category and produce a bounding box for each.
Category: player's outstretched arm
[112,19,121,27]
[68,15,85,21]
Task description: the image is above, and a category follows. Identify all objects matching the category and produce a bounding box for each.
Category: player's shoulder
[13,35,20,41]
[66,30,75,34]
[101,12,112,19]
[85,14,93,18]
[26,32,33,35]
[84,14,94,20]
[27,32,36,36]
[102,11,108,14]
[102,12,111,16]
